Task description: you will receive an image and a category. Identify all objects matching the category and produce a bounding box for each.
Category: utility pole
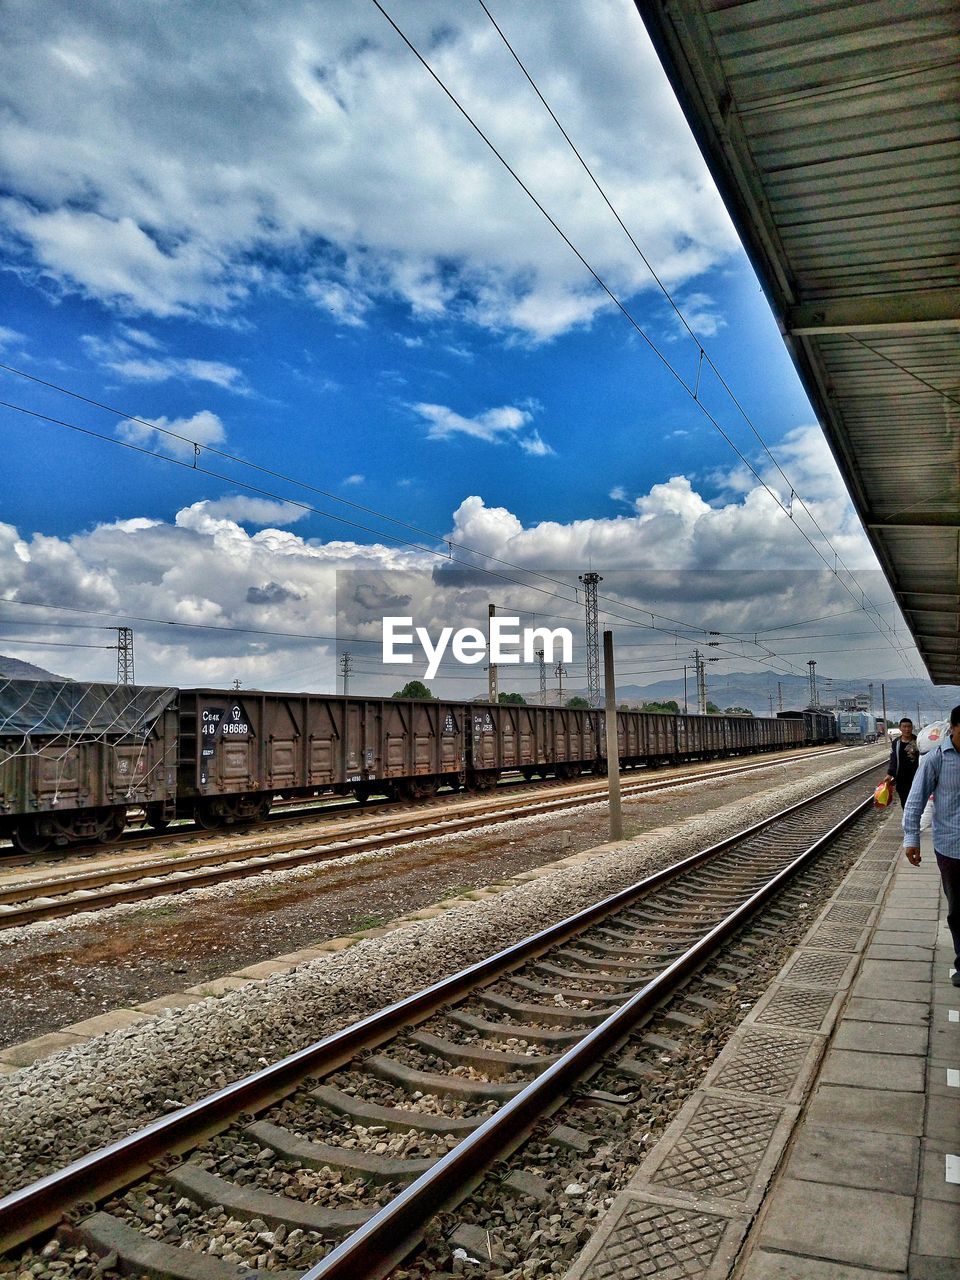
[555,662,565,704]
[487,604,498,703]
[868,682,874,717]
[232,678,241,690]
[768,692,774,717]
[339,651,352,696]
[603,631,623,841]
[807,659,818,708]
[115,627,134,685]
[579,572,602,706]
[777,681,784,712]
[881,682,887,730]
[683,665,688,714]
[536,649,546,706]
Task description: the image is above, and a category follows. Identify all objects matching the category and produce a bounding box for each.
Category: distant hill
[549,671,960,723]
[0,655,72,682]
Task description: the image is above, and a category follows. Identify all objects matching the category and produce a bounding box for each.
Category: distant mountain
[0,654,72,682]
[601,672,960,723]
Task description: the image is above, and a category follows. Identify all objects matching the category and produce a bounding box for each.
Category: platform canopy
[638,1,960,681]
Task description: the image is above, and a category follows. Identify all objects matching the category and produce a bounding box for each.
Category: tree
[706,701,723,715]
[393,680,435,700]
[565,695,590,709]
[641,699,679,714]
[724,705,754,717]
[498,691,526,704]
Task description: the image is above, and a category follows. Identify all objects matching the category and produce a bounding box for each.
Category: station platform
[567,811,959,1279]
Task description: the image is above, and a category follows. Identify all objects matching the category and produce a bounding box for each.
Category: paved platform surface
[566,811,960,1280]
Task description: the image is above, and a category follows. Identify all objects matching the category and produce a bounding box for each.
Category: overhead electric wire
[369,0,915,675]
[474,0,916,673]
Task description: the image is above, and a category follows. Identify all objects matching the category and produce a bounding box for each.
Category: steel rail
[0,761,878,1253]
[302,783,875,1280]
[0,747,856,926]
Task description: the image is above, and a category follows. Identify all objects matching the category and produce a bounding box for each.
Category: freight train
[0,680,832,855]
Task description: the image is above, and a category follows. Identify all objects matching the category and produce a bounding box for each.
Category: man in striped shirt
[903,704,960,987]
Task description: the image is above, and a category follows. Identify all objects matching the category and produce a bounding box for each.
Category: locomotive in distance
[0,680,838,856]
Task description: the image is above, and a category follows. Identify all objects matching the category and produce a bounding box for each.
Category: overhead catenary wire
[370,0,916,676]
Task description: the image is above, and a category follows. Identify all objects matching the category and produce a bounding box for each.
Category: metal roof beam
[788,288,960,335]
[868,514,960,529]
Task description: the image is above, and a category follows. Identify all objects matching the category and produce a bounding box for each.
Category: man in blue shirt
[903,704,960,987]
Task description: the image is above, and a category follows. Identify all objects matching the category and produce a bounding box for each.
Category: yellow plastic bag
[873,779,893,808]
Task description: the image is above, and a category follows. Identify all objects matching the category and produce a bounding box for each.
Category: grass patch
[348,911,387,933]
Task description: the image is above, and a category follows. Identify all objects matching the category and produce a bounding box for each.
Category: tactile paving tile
[754,984,836,1030]
[710,1030,811,1099]
[850,864,889,883]
[825,902,873,925]
[783,950,851,986]
[649,1096,780,1200]
[807,922,864,950]
[834,883,880,902]
[579,1200,730,1279]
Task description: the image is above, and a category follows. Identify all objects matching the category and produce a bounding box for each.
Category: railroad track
[0,747,859,929]
[0,761,880,1279]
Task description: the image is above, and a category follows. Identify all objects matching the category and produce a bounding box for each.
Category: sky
[0,0,926,700]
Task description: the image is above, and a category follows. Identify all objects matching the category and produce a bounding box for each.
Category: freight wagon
[0,682,179,854]
[0,680,813,854]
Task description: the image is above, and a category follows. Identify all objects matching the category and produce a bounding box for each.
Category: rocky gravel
[0,749,881,1203]
[0,748,878,1049]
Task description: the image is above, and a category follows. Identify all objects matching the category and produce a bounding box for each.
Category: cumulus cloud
[0,427,914,691]
[116,409,226,459]
[0,1,737,340]
[178,496,310,527]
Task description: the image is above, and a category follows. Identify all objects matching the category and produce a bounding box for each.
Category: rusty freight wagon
[175,690,470,825]
[0,680,179,853]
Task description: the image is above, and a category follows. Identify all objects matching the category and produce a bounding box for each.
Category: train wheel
[96,813,125,845]
[11,823,50,855]
[195,804,224,830]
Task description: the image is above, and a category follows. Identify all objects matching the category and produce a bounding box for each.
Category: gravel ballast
[0,750,881,1198]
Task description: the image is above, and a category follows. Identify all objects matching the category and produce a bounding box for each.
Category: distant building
[836,693,872,713]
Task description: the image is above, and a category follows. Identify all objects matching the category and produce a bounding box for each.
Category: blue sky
[0,0,923,694]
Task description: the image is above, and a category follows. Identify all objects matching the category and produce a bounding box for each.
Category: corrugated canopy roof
[638,0,960,681]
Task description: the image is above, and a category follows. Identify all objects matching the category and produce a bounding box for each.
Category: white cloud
[0,1,737,341]
[412,401,552,455]
[117,409,226,460]
[82,332,245,390]
[609,485,627,502]
[177,496,309,527]
[0,435,915,691]
[342,474,365,486]
[670,291,725,340]
[0,325,25,348]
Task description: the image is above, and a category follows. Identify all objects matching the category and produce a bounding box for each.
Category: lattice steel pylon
[536,648,546,705]
[116,627,135,685]
[579,572,602,706]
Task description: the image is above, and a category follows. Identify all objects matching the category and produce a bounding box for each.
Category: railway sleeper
[244,1120,434,1185]
[365,1055,525,1103]
[409,1030,556,1077]
[166,1163,371,1238]
[531,961,654,987]
[446,1009,584,1047]
[309,1084,482,1135]
[476,991,608,1027]
[507,976,626,1004]
[75,1211,304,1280]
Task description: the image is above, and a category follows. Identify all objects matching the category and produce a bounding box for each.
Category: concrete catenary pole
[603,630,623,842]
[339,651,352,696]
[488,605,498,703]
